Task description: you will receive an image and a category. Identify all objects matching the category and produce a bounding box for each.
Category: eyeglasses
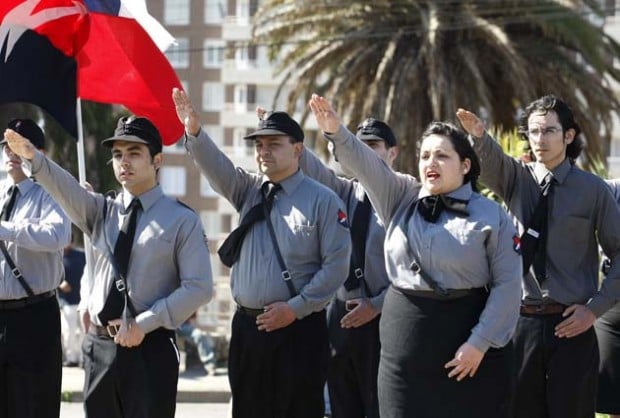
[527,126,562,139]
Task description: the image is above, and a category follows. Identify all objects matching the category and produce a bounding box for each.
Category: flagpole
[76,98,87,184]
[76,97,94,309]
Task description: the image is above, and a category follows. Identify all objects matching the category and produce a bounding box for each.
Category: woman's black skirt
[595,302,620,414]
[378,285,514,418]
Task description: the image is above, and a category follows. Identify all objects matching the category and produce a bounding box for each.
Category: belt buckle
[106,324,119,338]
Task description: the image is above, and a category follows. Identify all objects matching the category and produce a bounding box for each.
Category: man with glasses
[457,96,620,418]
[0,119,70,418]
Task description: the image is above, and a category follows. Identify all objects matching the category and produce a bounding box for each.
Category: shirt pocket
[280,223,319,262]
[430,227,488,267]
[552,215,590,252]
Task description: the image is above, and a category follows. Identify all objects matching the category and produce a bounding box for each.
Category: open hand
[445,342,484,381]
[456,108,485,139]
[309,94,342,134]
[172,87,201,136]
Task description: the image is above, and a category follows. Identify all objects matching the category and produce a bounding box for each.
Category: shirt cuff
[288,296,311,319]
[586,295,613,318]
[135,310,160,334]
[467,332,492,353]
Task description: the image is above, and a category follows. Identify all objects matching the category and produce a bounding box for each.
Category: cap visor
[101,134,150,147]
[357,133,386,141]
[243,128,289,139]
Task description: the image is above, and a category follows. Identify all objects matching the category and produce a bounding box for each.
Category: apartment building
[148,0,318,337]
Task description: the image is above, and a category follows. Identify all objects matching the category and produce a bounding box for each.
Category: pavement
[61,365,231,403]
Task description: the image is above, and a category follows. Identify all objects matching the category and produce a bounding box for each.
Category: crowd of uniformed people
[0,89,617,418]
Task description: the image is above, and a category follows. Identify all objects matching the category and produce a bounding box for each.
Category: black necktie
[218,182,281,268]
[343,194,372,291]
[417,194,469,223]
[521,174,554,283]
[1,186,18,221]
[98,198,141,325]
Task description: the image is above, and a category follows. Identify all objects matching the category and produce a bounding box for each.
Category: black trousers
[595,302,620,414]
[82,328,179,418]
[513,313,598,418]
[0,296,61,418]
[228,309,329,418]
[327,300,380,418]
[378,286,514,418]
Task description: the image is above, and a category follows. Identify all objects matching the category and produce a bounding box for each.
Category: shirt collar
[532,158,571,185]
[261,169,305,196]
[418,182,473,201]
[4,178,35,196]
[121,185,163,212]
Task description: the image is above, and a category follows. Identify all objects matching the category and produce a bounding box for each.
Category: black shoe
[63,361,79,367]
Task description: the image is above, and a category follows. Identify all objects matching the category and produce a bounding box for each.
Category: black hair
[517,95,583,163]
[421,122,481,192]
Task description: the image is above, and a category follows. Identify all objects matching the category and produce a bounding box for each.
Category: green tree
[253,0,620,175]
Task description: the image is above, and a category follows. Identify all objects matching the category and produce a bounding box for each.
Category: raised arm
[4,128,102,236]
[456,108,525,201]
[309,94,416,224]
[173,88,256,209]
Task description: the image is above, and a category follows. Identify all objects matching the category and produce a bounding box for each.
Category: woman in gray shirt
[309,94,522,418]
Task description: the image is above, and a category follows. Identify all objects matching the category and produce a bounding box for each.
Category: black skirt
[378,285,515,418]
[595,302,620,414]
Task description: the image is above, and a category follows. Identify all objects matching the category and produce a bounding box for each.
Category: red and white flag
[0,0,184,144]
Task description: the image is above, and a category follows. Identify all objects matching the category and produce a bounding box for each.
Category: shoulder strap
[262,203,297,298]
[0,241,34,296]
[403,199,450,296]
[349,193,372,296]
[102,198,138,318]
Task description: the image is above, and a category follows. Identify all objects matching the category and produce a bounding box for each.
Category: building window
[160,166,187,196]
[203,39,225,68]
[164,0,190,25]
[234,85,247,113]
[166,37,189,69]
[205,0,227,24]
[202,125,224,146]
[233,127,253,157]
[202,82,225,111]
[200,210,222,235]
[235,46,249,69]
[200,175,219,199]
[236,0,249,24]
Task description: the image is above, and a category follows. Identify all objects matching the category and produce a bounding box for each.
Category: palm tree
[252,0,620,174]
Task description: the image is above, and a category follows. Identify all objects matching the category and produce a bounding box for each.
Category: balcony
[222,16,252,41]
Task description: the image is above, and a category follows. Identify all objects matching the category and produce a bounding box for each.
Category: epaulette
[175,198,196,213]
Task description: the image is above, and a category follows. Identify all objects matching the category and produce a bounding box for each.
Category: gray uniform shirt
[474,132,620,317]
[299,149,390,311]
[326,125,522,352]
[0,178,70,299]
[28,152,214,333]
[185,130,351,319]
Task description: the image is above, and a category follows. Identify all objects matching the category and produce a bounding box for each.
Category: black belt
[89,324,175,339]
[89,324,119,338]
[520,303,567,315]
[0,290,56,310]
[396,286,487,301]
[236,305,265,318]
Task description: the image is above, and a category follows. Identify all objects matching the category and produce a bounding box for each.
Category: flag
[0,0,87,137]
[78,0,184,145]
[0,1,184,145]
